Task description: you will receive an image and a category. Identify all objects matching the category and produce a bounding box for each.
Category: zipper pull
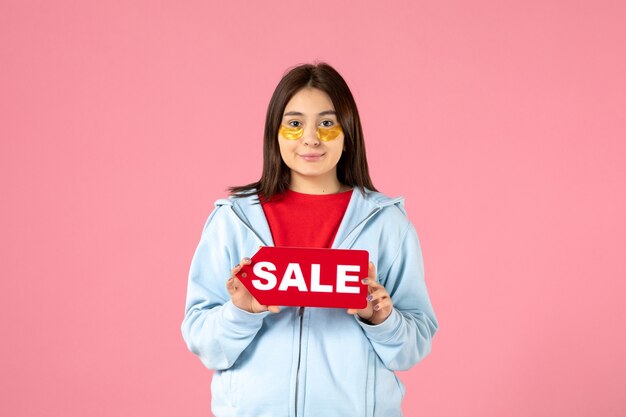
[298,306,305,316]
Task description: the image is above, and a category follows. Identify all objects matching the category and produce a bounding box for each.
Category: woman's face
[278,88,345,187]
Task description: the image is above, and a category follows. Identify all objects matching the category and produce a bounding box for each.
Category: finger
[230,264,247,278]
[362,279,382,292]
[231,257,252,279]
[226,277,236,294]
[368,261,377,280]
[362,263,378,285]
[231,257,251,271]
[230,264,242,276]
[373,299,393,312]
[347,308,357,315]
[366,289,389,303]
[230,277,245,292]
[372,297,390,308]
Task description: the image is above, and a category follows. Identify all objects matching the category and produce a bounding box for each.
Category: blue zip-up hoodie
[181,188,438,417]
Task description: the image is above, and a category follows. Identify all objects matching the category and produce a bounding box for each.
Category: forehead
[283,88,335,114]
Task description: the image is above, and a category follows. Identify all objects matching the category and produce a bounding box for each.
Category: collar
[216,187,404,248]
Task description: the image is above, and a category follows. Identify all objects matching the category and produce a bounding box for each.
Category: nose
[302,125,320,147]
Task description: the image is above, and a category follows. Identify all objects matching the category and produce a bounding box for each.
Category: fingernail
[244,257,251,262]
[361,279,368,284]
[374,305,380,311]
[366,294,373,302]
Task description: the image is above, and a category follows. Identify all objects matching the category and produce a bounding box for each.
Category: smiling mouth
[298,153,325,161]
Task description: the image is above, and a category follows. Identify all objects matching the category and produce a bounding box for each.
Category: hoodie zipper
[294,306,304,417]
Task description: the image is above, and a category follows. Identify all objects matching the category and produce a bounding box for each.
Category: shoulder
[201,191,262,231]
[214,190,261,208]
[200,194,244,231]
[209,191,260,215]
[359,188,410,224]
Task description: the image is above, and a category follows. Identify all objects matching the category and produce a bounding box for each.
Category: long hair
[229,62,377,201]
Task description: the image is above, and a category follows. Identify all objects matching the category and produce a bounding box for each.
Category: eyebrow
[283,110,337,117]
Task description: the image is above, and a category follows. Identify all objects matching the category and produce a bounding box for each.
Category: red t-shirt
[261,189,353,248]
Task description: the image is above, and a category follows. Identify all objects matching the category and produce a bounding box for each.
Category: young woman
[181,63,438,417]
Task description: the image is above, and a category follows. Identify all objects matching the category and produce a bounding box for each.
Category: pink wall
[2,1,625,416]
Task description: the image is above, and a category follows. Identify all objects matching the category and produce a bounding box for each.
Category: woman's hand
[227,257,280,314]
[347,262,393,325]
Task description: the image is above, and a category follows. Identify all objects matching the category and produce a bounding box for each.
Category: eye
[320,120,335,128]
[288,120,302,128]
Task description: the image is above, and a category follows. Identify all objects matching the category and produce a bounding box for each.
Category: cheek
[332,137,346,159]
[277,139,294,161]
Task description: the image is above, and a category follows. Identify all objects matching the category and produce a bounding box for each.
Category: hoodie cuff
[355,308,402,342]
[221,300,271,330]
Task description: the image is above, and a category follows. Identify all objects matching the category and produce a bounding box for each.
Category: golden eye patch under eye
[316,124,342,142]
[278,124,343,141]
[278,125,304,140]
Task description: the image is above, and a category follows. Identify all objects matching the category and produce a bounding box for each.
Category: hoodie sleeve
[181,206,270,371]
[356,221,439,371]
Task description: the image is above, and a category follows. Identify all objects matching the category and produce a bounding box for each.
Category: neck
[289,172,349,195]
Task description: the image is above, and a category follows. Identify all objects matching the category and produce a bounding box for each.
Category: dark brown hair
[229,62,377,201]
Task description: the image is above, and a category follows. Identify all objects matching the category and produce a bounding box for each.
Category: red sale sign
[236,247,369,309]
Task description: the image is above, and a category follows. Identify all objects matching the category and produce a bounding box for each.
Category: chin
[296,171,326,178]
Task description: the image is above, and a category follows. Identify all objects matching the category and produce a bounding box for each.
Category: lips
[298,152,325,161]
